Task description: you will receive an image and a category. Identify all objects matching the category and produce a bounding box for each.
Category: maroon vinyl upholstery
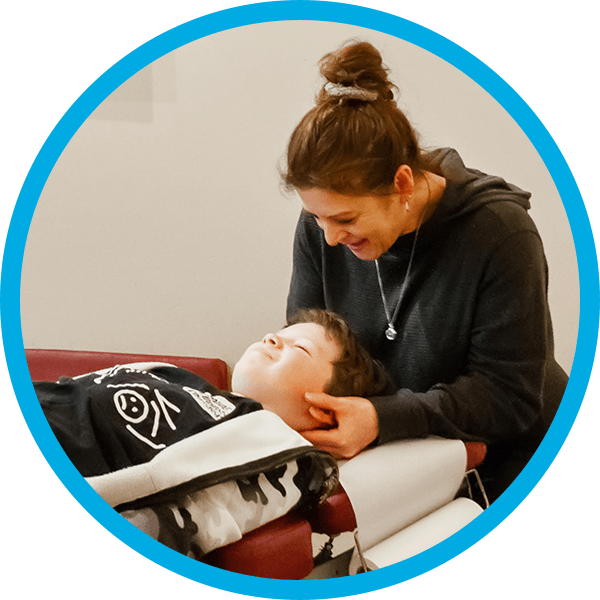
[307,484,357,536]
[25,348,228,390]
[464,441,487,471]
[202,513,315,579]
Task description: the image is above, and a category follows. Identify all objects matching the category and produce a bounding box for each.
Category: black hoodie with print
[287,148,568,498]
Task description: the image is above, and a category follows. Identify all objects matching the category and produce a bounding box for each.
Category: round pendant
[385,325,397,341]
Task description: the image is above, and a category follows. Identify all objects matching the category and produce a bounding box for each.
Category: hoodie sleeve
[287,211,327,319]
[371,227,557,449]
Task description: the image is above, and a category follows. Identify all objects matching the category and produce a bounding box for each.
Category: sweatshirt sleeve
[371,229,556,449]
[286,211,327,319]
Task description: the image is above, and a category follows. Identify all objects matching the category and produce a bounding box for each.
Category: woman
[283,41,568,501]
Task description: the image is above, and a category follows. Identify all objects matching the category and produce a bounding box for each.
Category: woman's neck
[409,171,445,230]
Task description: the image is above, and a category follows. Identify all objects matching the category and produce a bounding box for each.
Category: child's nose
[262,333,282,348]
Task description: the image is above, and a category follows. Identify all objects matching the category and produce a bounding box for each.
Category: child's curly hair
[287,308,394,398]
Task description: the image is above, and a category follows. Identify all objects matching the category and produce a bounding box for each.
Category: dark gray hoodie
[287,148,567,497]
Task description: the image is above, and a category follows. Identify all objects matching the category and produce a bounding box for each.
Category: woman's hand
[298,393,379,459]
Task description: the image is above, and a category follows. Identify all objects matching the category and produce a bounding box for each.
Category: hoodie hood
[423,147,531,221]
[384,148,532,256]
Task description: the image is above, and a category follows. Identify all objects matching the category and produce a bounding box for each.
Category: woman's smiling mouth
[346,238,368,253]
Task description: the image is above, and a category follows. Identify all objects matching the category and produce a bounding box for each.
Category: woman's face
[298,188,406,261]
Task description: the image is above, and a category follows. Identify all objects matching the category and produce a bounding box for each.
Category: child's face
[231,322,340,431]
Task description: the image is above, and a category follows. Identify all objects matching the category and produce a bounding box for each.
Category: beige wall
[21,21,578,372]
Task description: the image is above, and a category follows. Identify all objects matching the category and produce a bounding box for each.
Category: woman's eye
[295,345,310,355]
[311,214,354,226]
[334,216,356,225]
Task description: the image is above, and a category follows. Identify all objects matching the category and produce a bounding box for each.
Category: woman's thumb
[305,392,328,405]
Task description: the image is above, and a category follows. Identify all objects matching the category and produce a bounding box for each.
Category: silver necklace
[375,225,421,341]
[375,178,433,341]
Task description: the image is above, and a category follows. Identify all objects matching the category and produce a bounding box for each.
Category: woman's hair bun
[318,40,395,102]
[284,40,423,194]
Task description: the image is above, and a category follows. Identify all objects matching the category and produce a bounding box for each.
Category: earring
[405,194,412,211]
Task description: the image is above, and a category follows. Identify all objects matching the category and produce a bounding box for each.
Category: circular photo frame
[2,2,597,598]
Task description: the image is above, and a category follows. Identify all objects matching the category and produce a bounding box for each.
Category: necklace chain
[375,225,421,340]
[374,174,433,341]
[375,179,431,342]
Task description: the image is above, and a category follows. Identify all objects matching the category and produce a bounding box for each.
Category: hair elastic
[324,82,378,102]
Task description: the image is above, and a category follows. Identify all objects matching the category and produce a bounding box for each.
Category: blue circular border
[2,1,597,598]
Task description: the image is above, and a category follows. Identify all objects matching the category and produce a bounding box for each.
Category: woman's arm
[374,229,553,446]
[287,211,327,318]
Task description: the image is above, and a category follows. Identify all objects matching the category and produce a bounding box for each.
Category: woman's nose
[321,222,345,246]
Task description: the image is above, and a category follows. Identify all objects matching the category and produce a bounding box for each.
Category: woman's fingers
[305,392,341,409]
[301,393,379,458]
[299,428,345,457]
[308,406,336,426]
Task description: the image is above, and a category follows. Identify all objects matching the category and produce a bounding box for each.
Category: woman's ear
[393,164,414,195]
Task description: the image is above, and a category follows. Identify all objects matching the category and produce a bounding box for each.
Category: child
[36,308,391,478]
[233,307,392,433]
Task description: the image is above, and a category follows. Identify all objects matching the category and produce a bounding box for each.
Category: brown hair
[282,40,424,195]
[287,308,394,398]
